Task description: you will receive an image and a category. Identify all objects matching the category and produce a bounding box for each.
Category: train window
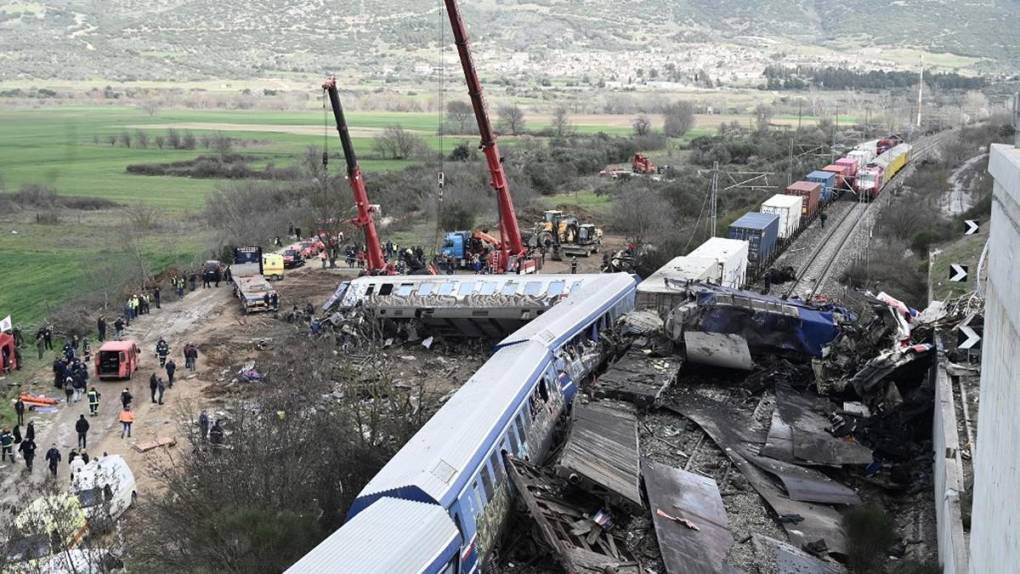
[479,281,497,295]
[472,481,484,509]
[508,425,521,454]
[480,466,495,500]
[379,284,394,296]
[489,452,505,484]
[546,281,565,297]
[364,285,375,296]
[458,281,475,295]
[438,283,456,296]
[396,283,414,296]
[523,281,543,296]
[417,282,435,296]
[538,379,549,402]
[501,282,518,295]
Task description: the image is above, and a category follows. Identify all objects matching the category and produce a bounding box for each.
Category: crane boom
[322,76,387,273]
[444,0,526,271]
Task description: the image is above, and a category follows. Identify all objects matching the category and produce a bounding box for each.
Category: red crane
[444,0,526,273]
[322,76,387,273]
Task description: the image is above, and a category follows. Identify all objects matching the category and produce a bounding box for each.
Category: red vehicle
[0,332,16,374]
[282,246,305,269]
[299,239,325,259]
[95,340,141,380]
[632,153,657,174]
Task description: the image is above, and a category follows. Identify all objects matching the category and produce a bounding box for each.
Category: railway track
[783,129,955,299]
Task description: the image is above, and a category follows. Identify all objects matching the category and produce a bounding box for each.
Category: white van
[72,455,137,531]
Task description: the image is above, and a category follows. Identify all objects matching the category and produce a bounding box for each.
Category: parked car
[94,341,141,380]
[282,248,304,269]
[300,239,325,259]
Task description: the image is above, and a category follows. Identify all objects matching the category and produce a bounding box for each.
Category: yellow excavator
[536,210,602,260]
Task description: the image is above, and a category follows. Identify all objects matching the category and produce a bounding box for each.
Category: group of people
[124,292,155,321]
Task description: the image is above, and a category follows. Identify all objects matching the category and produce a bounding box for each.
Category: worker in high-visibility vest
[87,387,101,416]
[119,408,135,439]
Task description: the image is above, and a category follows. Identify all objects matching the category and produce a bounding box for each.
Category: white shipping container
[637,256,717,313]
[761,194,803,239]
[847,149,874,171]
[689,237,749,289]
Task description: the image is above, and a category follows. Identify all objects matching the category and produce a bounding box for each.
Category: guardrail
[932,335,969,574]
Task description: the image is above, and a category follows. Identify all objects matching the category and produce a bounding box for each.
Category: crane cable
[433,0,446,259]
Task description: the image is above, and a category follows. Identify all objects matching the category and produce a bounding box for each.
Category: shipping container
[638,255,717,314]
[806,170,837,202]
[822,164,851,192]
[689,237,750,289]
[847,150,874,173]
[761,194,804,239]
[785,181,822,217]
[835,157,858,179]
[728,213,780,265]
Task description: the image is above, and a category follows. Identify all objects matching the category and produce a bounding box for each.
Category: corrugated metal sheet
[285,498,459,574]
[688,237,749,289]
[728,213,779,265]
[499,273,638,348]
[806,171,836,201]
[639,256,717,294]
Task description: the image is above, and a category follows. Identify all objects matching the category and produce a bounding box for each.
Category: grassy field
[930,222,989,301]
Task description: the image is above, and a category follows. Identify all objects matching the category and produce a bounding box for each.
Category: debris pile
[496,283,982,573]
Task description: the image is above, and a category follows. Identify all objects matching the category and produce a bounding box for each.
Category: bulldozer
[535,210,602,260]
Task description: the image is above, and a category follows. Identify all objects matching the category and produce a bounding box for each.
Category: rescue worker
[198,410,209,441]
[820,212,828,228]
[155,337,170,367]
[75,414,90,449]
[0,428,13,463]
[209,420,224,445]
[82,337,91,363]
[64,377,74,404]
[319,250,328,268]
[165,358,176,388]
[120,387,133,409]
[119,407,134,439]
[44,443,61,477]
[87,387,101,416]
[43,326,52,350]
[114,317,125,339]
[570,256,578,275]
[270,292,278,310]
[14,396,25,426]
[156,377,166,405]
[153,286,161,309]
[69,452,85,483]
[25,421,35,443]
[36,334,45,360]
[149,373,159,403]
[97,315,107,342]
[19,436,37,471]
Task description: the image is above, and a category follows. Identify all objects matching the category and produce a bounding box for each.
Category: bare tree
[181,131,197,150]
[497,104,527,135]
[154,135,166,149]
[552,105,574,137]
[373,126,425,160]
[140,100,161,117]
[118,131,132,148]
[609,187,672,243]
[127,336,442,573]
[663,101,696,137]
[135,130,149,149]
[445,100,474,134]
[754,104,774,132]
[165,129,181,149]
[632,115,652,136]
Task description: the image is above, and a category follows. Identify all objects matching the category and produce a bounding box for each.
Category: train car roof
[285,497,459,574]
[354,339,550,511]
[498,273,638,349]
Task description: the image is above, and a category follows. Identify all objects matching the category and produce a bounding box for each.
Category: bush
[843,505,897,573]
[439,204,475,231]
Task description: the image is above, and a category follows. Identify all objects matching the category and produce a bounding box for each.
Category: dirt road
[0,264,349,503]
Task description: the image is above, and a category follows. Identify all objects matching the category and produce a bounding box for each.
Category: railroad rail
[784,129,954,299]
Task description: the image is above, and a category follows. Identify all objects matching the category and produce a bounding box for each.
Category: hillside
[0,0,1016,83]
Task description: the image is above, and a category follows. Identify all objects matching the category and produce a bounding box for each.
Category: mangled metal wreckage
[321,274,607,339]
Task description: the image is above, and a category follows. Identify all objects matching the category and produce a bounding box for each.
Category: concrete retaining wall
[932,338,968,574]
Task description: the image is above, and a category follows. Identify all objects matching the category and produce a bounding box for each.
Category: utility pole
[797,99,803,130]
[916,55,925,128]
[710,161,720,237]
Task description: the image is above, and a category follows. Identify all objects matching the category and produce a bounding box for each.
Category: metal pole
[710,161,720,238]
[917,55,924,128]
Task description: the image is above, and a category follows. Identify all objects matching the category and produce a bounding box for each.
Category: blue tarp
[690,284,849,358]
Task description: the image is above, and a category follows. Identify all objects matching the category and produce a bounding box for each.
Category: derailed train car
[287,273,638,574]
